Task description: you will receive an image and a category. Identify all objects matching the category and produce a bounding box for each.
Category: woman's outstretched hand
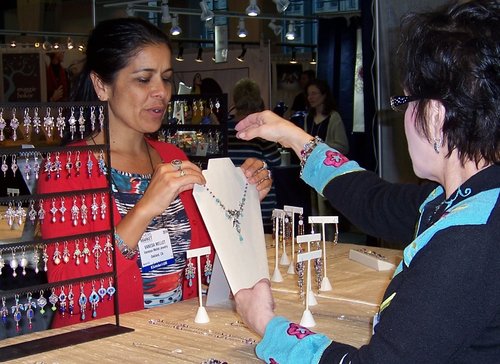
[234,278,276,337]
[235,110,313,156]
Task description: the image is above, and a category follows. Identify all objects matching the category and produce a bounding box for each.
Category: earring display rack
[0,101,132,360]
[157,94,228,169]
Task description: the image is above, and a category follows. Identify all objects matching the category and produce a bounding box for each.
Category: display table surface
[0,239,402,363]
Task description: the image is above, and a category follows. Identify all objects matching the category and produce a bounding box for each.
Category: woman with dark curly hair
[233,1,500,362]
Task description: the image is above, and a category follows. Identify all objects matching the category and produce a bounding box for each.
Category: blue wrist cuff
[256,316,332,364]
[301,144,364,196]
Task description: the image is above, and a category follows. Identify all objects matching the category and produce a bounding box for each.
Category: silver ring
[257,160,268,172]
[171,159,182,170]
[267,169,272,179]
[179,169,186,177]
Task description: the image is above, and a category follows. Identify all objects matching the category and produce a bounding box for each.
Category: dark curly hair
[398,0,500,166]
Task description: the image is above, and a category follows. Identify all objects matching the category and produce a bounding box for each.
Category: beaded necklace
[203,183,249,241]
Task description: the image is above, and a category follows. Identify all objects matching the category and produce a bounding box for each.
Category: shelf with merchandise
[0,101,131,355]
[155,94,228,169]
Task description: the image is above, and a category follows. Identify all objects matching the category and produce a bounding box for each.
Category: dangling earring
[185,258,195,287]
[433,138,441,154]
[204,254,213,284]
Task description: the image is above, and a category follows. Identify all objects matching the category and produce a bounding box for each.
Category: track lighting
[126,5,135,17]
[66,37,74,50]
[246,0,260,17]
[34,41,41,48]
[42,38,52,51]
[170,15,182,36]
[78,44,85,52]
[53,42,60,50]
[161,1,172,23]
[200,0,214,22]
[237,45,247,62]
[268,20,283,36]
[10,40,16,48]
[176,45,184,61]
[285,20,296,41]
[289,48,297,64]
[310,50,317,65]
[272,0,290,13]
[196,46,203,62]
[237,18,248,38]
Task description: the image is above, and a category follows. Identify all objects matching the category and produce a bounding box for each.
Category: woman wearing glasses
[233,1,500,362]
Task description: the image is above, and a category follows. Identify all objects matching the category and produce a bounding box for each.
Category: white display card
[193,158,270,293]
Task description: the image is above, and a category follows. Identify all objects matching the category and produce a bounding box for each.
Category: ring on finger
[267,169,272,179]
[179,169,186,177]
[257,160,268,172]
[171,159,183,170]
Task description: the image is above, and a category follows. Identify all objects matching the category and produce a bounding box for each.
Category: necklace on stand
[203,183,248,241]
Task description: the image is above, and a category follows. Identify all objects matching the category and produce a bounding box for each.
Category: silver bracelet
[114,231,137,259]
[300,136,323,176]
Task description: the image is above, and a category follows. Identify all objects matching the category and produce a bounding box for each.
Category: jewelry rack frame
[0,101,133,360]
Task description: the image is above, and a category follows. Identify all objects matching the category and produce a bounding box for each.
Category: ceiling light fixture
[200,0,214,22]
[285,20,296,41]
[268,20,283,36]
[176,45,184,61]
[66,37,74,50]
[42,38,52,51]
[170,15,182,36]
[237,44,247,62]
[196,46,203,63]
[237,18,248,38]
[272,0,290,13]
[161,1,172,23]
[289,48,297,64]
[53,42,60,50]
[126,5,135,17]
[34,41,41,48]
[10,40,16,48]
[310,50,317,65]
[78,44,85,52]
[246,0,260,17]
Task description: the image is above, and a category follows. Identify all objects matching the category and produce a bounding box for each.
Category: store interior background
[1,0,445,246]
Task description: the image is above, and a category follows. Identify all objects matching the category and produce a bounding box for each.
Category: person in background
[46,51,70,102]
[191,72,202,94]
[305,78,349,239]
[227,78,280,233]
[37,17,272,328]
[290,69,316,116]
[234,1,500,362]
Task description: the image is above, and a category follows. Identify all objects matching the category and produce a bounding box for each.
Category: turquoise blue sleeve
[301,143,364,196]
[256,316,332,364]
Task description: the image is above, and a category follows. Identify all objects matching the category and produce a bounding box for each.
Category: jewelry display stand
[297,243,322,328]
[283,205,303,275]
[308,216,338,292]
[271,209,284,282]
[0,102,131,360]
[193,158,269,293]
[158,94,228,169]
[297,234,320,307]
[186,246,211,323]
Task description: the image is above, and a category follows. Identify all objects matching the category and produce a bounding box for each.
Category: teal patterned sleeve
[256,316,332,364]
[301,143,364,196]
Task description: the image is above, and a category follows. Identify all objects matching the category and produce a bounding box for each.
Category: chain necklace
[148,319,256,345]
[203,183,248,242]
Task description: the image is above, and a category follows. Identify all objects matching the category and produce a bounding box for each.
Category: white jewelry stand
[283,205,303,275]
[309,216,338,292]
[186,246,211,324]
[297,247,322,328]
[271,208,284,282]
[279,211,290,266]
[297,233,320,306]
[193,158,269,293]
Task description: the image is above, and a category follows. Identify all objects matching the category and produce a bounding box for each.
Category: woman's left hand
[240,158,272,201]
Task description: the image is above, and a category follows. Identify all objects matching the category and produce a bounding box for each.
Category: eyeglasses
[390,95,421,112]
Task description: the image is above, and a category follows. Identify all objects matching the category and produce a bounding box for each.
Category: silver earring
[433,138,441,154]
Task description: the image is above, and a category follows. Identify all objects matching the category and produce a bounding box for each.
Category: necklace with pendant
[204,183,249,241]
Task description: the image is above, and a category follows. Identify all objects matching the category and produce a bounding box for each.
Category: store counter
[0,242,402,363]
